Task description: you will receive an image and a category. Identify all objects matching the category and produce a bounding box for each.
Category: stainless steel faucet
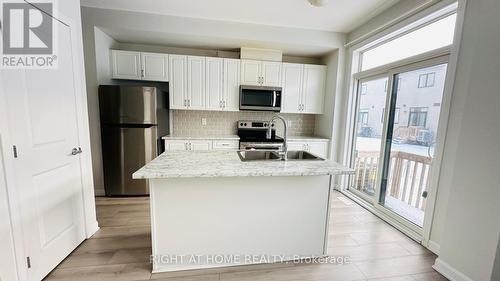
[266,114,288,161]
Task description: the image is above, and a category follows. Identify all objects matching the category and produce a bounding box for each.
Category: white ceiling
[80,0,399,32]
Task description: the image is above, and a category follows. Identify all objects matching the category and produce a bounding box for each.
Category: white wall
[81,23,119,196]
[347,0,441,45]
[433,0,500,280]
[315,47,347,161]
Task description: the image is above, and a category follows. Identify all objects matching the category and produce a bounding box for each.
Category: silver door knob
[71,147,82,155]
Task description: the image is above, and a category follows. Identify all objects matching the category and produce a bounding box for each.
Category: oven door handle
[272,91,277,107]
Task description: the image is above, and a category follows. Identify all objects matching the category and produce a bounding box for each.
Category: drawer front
[213,140,239,150]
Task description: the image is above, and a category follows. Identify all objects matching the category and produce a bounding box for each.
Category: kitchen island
[133,150,353,273]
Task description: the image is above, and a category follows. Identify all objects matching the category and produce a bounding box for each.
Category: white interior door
[2,21,86,281]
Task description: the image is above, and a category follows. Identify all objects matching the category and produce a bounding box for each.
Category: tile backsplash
[172,110,316,136]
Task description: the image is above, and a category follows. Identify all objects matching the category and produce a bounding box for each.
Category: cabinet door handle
[189,143,192,150]
[141,69,144,78]
[188,99,191,107]
[223,100,226,108]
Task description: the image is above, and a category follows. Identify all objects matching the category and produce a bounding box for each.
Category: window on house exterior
[358,111,369,125]
[360,83,368,95]
[382,107,400,123]
[408,107,428,127]
[418,72,435,88]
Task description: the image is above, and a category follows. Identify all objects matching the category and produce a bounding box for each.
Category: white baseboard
[85,220,100,238]
[94,187,105,197]
[433,258,473,281]
[427,240,440,255]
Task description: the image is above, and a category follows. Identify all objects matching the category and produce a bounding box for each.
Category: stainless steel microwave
[239,85,282,112]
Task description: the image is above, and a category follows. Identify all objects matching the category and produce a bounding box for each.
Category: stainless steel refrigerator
[99,85,169,196]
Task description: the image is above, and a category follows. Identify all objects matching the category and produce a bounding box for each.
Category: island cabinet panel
[149,175,331,273]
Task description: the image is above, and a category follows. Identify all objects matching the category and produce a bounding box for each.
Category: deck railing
[350,150,432,211]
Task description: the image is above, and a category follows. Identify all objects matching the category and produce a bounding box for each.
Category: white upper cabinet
[111,50,141,80]
[206,58,240,111]
[281,63,326,114]
[223,58,240,111]
[169,54,188,109]
[281,63,304,113]
[261,61,282,87]
[241,60,282,87]
[241,59,261,86]
[187,56,206,110]
[141,52,169,81]
[170,55,207,110]
[206,57,224,110]
[112,50,169,81]
[302,65,326,114]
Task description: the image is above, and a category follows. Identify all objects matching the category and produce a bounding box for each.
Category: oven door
[240,86,282,111]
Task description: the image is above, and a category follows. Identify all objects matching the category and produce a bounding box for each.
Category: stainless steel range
[237,120,284,150]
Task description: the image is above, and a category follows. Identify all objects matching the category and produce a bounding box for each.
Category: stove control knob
[271,123,275,127]
[244,123,247,126]
[240,122,243,126]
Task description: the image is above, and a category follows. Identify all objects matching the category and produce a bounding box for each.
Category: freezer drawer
[101,125,157,195]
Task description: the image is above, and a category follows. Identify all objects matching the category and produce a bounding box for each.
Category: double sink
[237,150,324,162]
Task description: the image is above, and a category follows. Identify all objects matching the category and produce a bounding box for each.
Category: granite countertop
[288,136,330,142]
[133,150,353,179]
[162,135,240,140]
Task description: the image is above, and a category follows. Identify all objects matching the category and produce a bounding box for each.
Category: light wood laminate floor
[44,191,447,281]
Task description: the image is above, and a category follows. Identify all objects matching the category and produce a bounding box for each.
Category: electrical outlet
[201,118,207,126]
[287,120,293,127]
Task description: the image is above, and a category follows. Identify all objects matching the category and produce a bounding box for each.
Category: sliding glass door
[349,77,388,200]
[379,63,448,227]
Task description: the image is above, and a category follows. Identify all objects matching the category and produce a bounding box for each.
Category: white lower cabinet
[213,140,239,150]
[287,140,329,159]
[164,139,239,151]
[190,140,212,151]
